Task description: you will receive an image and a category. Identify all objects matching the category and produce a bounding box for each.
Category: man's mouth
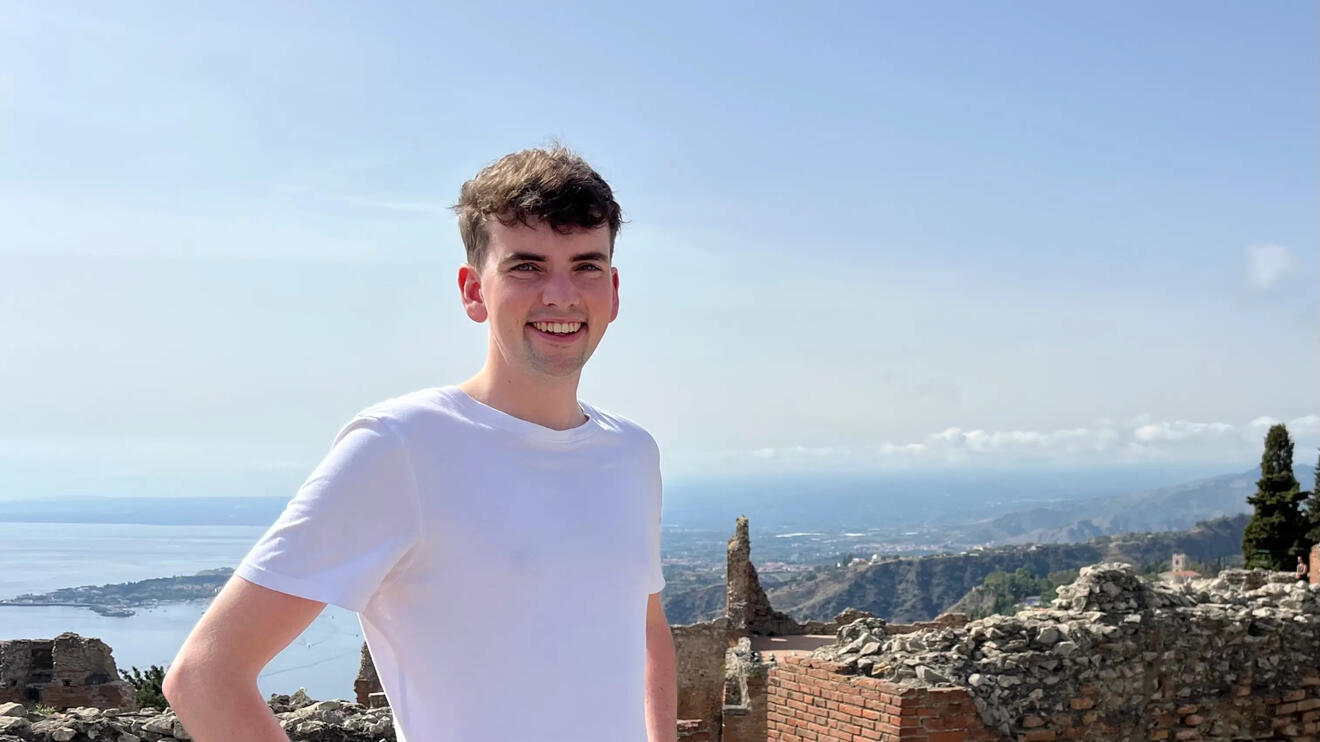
[527,321,585,339]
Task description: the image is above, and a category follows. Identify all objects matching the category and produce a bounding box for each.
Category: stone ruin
[13,523,1315,742]
[0,633,135,711]
[800,562,1320,740]
[0,688,397,742]
[726,516,811,637]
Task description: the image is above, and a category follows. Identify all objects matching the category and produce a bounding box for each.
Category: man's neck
[457,367,586,431]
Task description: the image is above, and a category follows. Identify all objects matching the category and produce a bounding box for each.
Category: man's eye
[578,264,603,271]
[512,263,537,271]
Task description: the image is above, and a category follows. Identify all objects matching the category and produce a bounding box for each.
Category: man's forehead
[486,219,612,259]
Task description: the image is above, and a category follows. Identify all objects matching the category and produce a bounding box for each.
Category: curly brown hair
[452,144,623,270]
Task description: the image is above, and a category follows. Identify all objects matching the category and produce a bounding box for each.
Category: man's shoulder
[335,387,454,444]
[355,387,445,419]
[581,400,659,455]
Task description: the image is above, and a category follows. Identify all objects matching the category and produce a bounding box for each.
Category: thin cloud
[1132,420,1236,443]
[679,413,1320,472]
[1245,242,1297,291]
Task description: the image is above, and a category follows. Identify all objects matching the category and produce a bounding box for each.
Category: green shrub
[119,664,169,710]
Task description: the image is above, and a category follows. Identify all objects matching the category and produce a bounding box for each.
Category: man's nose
[541,269,580,307]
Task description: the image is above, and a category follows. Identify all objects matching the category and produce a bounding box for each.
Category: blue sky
[1,2,1316,497]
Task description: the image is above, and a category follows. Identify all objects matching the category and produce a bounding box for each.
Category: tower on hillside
[1171,553,1187,572]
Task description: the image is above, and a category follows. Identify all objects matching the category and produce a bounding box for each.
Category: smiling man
[163,145,676,742]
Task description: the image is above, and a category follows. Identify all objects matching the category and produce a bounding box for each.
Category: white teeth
[532,321,582,334]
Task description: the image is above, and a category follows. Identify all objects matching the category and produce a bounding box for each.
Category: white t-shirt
[235,385,665,742]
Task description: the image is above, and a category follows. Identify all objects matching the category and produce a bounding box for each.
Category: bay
[0,522,366,702]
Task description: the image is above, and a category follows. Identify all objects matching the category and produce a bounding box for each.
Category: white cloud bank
[679,413,1320,473]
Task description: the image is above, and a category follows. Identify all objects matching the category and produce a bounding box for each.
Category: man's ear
[458,264,487,323]
[609,267,620,323]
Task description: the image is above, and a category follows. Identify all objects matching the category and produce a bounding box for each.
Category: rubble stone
[0,688,396,741]
[808,562,1320,739]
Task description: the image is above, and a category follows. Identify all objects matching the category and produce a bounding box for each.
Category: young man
[163,145,677,742]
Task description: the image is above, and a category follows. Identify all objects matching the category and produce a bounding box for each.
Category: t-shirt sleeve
[234,415,422,613]
[645,437,666,594]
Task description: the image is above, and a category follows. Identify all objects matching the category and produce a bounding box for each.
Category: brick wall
[767,656,1002,742]
[767,655,1320,742]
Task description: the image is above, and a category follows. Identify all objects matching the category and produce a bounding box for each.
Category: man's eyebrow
[501,251,609,263]
[502,252,546,263]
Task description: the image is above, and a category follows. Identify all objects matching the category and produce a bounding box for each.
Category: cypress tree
[1241,424,1307,570]
[1304,448,1320,547]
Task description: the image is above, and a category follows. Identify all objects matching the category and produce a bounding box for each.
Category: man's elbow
[162,662,250,706]
[162,662,200,706]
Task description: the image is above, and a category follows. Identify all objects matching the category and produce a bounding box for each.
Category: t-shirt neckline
[436,385,601,444]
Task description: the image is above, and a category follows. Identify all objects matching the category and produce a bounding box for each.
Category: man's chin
[527,356,589,378]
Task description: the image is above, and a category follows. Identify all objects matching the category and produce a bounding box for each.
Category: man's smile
[527,321,586,342]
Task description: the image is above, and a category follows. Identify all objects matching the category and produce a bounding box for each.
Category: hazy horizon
[0,459,1306,504]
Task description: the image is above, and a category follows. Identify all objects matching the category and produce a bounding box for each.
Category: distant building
[1161,551,1200,584]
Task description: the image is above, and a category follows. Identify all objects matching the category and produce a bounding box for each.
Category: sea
[0,522,365,702]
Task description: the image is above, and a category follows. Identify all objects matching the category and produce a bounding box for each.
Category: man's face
[460,218,619,380]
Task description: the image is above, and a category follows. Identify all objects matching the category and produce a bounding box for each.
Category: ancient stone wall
[787,611,970,641]
[676,717,716,741]
[0,688,397,741]
[727,516,805,638]
[0,633,135,711]
[721,638,769,742]
[768,564,1320,741]
[883,614,971,636]
[353,641,380,707]
[674,617,731,740]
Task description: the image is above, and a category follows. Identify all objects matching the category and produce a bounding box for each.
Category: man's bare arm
[162,575,327,742]
[644,591,677,742]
